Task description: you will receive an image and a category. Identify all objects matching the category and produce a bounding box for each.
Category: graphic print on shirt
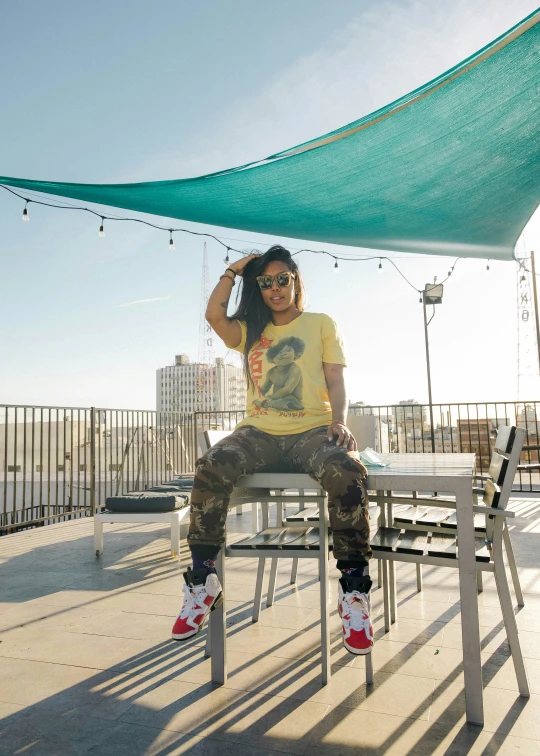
[252,336,305,411]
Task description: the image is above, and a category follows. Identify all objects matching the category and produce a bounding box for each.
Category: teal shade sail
[2,9,540,260]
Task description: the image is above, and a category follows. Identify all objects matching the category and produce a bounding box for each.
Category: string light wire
[2,182,468,300]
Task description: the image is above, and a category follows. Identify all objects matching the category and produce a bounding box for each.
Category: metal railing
[2,400,540,534]
[1,405,195,534]
[194,403,540,492]
[349,401,540,491]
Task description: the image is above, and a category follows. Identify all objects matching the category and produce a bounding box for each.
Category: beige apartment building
[156,354,246,415]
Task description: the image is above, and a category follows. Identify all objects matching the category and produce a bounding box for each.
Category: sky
[1,0,539,411]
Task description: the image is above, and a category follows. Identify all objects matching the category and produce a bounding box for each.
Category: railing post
[193,412,199,469]
[90,407,96,517]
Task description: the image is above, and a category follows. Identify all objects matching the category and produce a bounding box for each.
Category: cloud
[114,296,170,308]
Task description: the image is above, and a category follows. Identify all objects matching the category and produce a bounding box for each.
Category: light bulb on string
[447,268,452,277]
[486,260,490,271]
[419,292,423,303]
[0,183,433,303]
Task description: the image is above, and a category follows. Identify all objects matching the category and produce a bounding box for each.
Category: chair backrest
[494,425,516,455]
[202,429,232,452]
[485,425,525,509]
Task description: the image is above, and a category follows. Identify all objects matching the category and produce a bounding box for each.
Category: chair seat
[371,526,491,563]
[229,526,333,551]
[394,506,487,532]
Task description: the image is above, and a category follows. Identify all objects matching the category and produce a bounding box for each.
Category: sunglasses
[256,271,295,290]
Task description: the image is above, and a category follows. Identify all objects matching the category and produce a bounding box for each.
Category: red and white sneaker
[338,576,373,655]
[171,568,223,641]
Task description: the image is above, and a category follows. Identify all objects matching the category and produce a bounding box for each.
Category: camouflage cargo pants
[188,424,371,564]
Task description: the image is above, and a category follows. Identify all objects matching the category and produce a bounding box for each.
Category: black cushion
[105,491,189,513]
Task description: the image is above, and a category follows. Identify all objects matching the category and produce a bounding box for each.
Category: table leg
[377,491,386,592]
[377,494,383,588]
[389,561,396,624]
[210,546,227,685]
[382,560,390,633]
[320,494,331,685]
[387,496,397,623]
[267,499,283,606]
[455,479,483,726]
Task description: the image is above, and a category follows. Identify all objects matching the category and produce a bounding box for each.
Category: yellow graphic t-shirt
[225,312,347,435]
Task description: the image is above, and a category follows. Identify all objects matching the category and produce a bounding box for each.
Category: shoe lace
[343,591,372,637]
[179,583,206,619]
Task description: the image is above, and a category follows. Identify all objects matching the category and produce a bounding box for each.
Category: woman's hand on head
[229,253,261,276]
[327,422,357,451]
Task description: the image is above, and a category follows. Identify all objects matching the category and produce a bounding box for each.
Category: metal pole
[423,292,436,453]
[90,407,96,517]
[530,251,540,376]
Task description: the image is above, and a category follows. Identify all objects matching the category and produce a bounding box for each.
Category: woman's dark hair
[231,245,305,388]
[267,337,305,363]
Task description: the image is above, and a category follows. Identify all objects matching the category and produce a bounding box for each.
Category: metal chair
[206,471,373,687]
[382,426,525,606]
[370,474,530,697]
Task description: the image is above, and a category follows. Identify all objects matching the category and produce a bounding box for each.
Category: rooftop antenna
[196,242,215,411]
[198,242,214,366]
[516,253,540,400]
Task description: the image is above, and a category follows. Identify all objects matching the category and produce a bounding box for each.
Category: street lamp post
[422,282,444,454]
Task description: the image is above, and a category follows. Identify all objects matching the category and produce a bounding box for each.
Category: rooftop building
[156,355,246,415]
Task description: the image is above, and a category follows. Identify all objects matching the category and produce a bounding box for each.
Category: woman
[171,245,373,655]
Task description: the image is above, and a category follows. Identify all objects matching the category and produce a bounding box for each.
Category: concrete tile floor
[0,498,539,755]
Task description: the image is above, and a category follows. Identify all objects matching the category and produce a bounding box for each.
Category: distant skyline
[1,0,539,410]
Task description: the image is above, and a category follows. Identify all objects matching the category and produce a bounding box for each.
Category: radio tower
[196,243,215,411]
[516,252,540,401]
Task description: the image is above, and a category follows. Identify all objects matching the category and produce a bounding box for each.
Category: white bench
[94,507,189,558]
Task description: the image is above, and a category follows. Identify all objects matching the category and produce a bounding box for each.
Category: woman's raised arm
[205,253,260,347]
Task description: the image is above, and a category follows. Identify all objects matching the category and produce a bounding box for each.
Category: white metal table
[367,453,482,725]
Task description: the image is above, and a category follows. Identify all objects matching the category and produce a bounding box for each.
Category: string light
[486,259,490,271]
[419,293,423,303]
[1,183,463,305]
